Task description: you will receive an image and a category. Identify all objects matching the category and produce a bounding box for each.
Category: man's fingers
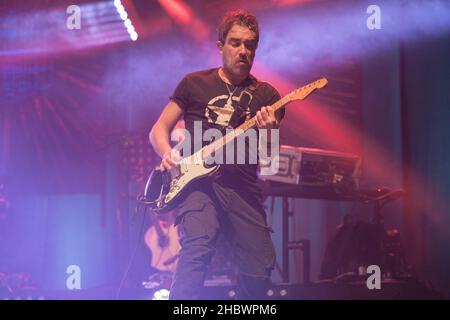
[260,106,276,125]
[257,107,279,129]
[256,111,263,127]
[170,149,182,163]
[160,157,176,171]
[260,107,269,120]
[160,160,170,171]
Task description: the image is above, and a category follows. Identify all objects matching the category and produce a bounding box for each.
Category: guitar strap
[229,76,260,128]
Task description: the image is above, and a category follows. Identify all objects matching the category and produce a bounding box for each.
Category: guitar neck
[200,78,327,160]
[236,94,291,132]
[201,96,291,160]
[208,98,287,156]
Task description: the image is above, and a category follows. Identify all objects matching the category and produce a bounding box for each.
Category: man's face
[219,23,257,79]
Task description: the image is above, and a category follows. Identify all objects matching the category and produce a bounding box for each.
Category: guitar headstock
[288,78,328,101]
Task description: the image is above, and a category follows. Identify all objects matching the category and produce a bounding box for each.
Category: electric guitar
[141,78,328,214]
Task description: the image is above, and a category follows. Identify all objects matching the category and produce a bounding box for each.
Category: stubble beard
[224,60,252,82]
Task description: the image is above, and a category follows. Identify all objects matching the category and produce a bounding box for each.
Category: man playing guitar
[149,9,284,300]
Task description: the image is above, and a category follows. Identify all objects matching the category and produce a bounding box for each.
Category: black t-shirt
[170,67,283,202]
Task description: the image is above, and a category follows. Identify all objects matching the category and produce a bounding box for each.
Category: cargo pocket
[173,191,213,226]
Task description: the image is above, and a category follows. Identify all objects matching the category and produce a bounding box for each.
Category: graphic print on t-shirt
[204,92,249,128]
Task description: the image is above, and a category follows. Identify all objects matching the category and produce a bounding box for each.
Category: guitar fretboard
[201,78,327,160]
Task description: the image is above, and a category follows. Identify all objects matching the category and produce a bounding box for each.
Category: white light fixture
[152,289,170,300]
[113,0,138,41]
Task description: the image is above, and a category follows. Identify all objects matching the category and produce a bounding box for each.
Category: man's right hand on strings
[160,149,181,172]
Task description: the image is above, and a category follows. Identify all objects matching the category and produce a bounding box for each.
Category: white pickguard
[162,152,218,205]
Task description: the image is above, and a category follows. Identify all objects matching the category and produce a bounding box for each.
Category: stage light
[227,289,236,298]
[266,287,289,298]
[120,12,128,21]
[152,289,170,300]
[113,0,139,42]
[158,0,210,40]
[124,19,132,29]
[279,288,288,297]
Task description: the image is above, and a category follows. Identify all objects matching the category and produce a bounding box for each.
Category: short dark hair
[217,9,259,46]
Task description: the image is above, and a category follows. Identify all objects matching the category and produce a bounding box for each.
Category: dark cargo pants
[169,181,276,300]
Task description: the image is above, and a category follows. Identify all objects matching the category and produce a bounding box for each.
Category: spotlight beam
[158,0,210,41]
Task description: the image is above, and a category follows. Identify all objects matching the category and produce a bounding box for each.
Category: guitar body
[144,153,220,214]
[145,220,181,272]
